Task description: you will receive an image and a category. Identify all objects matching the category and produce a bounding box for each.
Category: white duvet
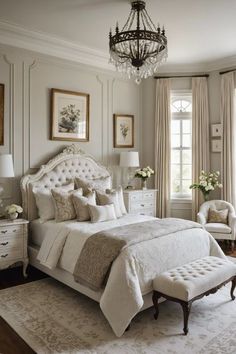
[37,215,226,337]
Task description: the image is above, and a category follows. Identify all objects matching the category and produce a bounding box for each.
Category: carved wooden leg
[22,259,29,278]
[230,277,236,301]
[180,301,192,335]
[153,291,161,320]
[231,241,235,253]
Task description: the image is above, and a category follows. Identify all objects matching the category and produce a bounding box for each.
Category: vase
[141,179,148,190]
[9,212,18,220]
[203,193,210,202]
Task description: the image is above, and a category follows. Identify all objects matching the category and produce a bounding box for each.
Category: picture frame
[51,88,89,142]
[0,84,4,145]
[211,123,222,137]
[212,139,222,153]
[113,114,134,148]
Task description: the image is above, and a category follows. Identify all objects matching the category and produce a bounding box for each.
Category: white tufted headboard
[21,145,111,221]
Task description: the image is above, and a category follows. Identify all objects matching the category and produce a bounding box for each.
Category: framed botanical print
[113,114,134,148]
[211,123,222,137]
[51,88,89,141]
[0,84,4,145]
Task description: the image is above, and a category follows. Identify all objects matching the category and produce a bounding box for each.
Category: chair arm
[197,212,206,225]
[229,215,236,237]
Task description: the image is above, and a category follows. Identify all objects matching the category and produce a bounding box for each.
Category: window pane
[171,120,180,134]
[171,150,180,164]
[172,135,180,148]
[183,120,191,133]
[172,180,180,193]
[182,180,192,194]
[182,165,192,179]
[171,165,180,180]
[182,150,192,164]
[182,134,191,147]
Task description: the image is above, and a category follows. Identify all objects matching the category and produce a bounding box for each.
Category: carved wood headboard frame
[20,145,111,221]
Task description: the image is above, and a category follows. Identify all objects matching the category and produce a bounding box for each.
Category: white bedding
[36,215,226,337]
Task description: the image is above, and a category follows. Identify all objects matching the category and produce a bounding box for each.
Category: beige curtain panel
[155,78,171,218]
[192,77,210,220]
[221,72,236,207]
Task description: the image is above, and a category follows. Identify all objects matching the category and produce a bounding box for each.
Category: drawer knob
[1,254,8,258]
[140,204,145,207]
[1,230,7,234]
[0,242,8,246]
[13,229,17,233]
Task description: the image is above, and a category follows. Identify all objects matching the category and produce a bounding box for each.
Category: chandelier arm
[143,8,157,31]
[140,11,147,30]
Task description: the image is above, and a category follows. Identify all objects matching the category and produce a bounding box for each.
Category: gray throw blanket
[73,218,203,291]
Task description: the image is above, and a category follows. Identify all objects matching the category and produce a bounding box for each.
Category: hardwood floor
[0,244,235,354]
[0,266,47,354]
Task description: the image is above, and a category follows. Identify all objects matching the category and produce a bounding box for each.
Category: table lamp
[120,151,139,189]
[0,154,15,215]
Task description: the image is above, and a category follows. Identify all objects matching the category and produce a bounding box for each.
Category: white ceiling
[0,0,236,70]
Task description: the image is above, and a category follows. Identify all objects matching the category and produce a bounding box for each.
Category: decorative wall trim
[0,20,110,71]
[96,75,105,164]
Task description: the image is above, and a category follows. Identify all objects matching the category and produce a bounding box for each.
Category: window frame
[171,90,192,200]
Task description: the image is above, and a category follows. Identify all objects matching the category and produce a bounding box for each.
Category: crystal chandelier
[109,0,168,84]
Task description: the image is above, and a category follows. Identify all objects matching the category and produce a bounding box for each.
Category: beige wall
[142,72,223,219]
[0,44,142,207]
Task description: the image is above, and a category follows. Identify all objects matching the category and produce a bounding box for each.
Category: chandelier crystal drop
[109,0,168,84]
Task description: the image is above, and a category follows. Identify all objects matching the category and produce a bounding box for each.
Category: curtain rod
[220,68,236,75]
[154,74,209,79]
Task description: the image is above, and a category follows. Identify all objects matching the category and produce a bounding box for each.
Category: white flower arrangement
[5,204,23,215]
[135,166,155,180]
[190,170,222,201]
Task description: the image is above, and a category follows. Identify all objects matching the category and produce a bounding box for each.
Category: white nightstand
[123,189,157,217]
[0,218,29,277]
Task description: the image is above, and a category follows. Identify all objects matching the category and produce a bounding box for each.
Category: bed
[21,144,226,337]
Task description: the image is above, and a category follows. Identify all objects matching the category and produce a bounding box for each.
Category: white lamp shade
[0,154,14,177]
[120,151,139,167]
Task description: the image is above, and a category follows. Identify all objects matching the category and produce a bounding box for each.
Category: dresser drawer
[0,235,24,252]
[0,248,24,262]
[142,191,155,200]
[136,209,156,217]
[130,200,154,211]
[0,224,23,238]
[129,192,143,202]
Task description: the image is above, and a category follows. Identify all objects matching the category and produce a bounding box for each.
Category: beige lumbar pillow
[96,190,123,218]
[88,204,117,223]
[106,186,127,215]
[72,191,96,221]
[51,188,83,222]
[208,208,228,224]
[75,176,111,194]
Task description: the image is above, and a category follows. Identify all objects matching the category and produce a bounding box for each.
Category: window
[171,92,192,199]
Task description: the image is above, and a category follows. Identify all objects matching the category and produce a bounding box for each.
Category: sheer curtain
[221,72,236,206]
[155,79,171,218]
[192,77,210,220]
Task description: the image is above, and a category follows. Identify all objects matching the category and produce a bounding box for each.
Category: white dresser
[123,189,157,217]
[0,218,29,277]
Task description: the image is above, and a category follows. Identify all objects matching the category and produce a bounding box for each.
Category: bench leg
[153,291,162,320]
[180,301,192,335]
[231,277,236,300]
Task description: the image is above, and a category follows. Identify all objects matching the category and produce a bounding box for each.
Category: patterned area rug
[0,278,236,354]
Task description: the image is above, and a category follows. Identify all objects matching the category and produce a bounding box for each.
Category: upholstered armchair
[197,200,236,251]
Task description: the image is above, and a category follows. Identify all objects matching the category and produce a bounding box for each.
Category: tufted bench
[152,256,236,335]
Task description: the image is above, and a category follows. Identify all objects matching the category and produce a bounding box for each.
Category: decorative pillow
[75,176,111,195]
[88,204,117,223]
[208,208,228,224]
[33,182,75,222]
[72,191,96,221]
[106,186,127,215]
[96,190,123,218]
[51,188,83,222]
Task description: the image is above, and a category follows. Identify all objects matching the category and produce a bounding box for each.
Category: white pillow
[88,204,117,223]
[96,190,122,218]
[106,186,127,215]
[33,182,74,222]
[51,188,83,222]
[72,191,96,221]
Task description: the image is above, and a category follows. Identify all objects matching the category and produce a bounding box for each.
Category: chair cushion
[208,208,228,224]
[153,256,236,301]
[205,223,231,234]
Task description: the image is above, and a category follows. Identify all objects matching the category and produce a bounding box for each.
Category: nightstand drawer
[0,224,23,237]
[130,201,154,211]
[0,235,24,252]
[129,192,143,202]
[143,191,155,200]
[137,209,155,217]
[0,248,23,262]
